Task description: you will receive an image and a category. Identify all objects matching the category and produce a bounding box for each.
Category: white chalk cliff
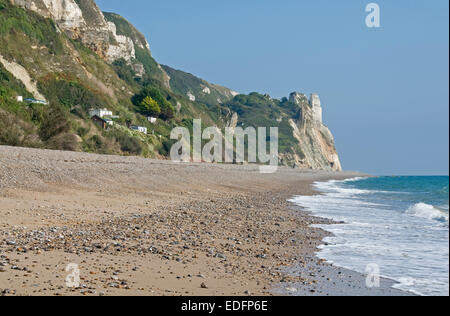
[285,92,342,171]
[10,0,152,69]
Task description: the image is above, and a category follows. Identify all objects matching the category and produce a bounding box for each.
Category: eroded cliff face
[9,0,157,72]
[285,92,342,171]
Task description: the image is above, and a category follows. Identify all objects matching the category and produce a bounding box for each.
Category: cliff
[287,92,342,171]
[9,0,160,77]
[1,0,342,171]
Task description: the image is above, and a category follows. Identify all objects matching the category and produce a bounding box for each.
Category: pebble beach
[0,145,408,296]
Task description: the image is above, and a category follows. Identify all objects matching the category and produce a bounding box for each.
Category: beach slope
[0,146,405,296]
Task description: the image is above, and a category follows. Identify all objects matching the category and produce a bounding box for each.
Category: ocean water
[289,176,449,296]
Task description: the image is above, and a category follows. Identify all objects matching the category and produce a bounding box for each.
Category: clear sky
[96,0,449,175]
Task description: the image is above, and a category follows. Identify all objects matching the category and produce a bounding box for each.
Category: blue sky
[96,0,449,175]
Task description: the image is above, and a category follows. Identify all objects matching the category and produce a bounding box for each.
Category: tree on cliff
[133,86,174,120]
[139,96,161,117]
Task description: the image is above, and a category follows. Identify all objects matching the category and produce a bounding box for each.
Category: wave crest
[406,203,449,222]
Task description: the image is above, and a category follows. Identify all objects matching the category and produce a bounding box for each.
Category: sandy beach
[0,145,410,296]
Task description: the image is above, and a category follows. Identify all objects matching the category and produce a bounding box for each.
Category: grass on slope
[161,65,233,108]
[0,0,64,55]
[225,92,302,155]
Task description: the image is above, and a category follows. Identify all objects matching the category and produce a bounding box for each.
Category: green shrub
[46,133,79,151]
[159,139,176,156]
[70,105,88,119]
[133,86,174,120]
[0,110,22,146]
[116,133,142,155]
[83,134,113,154]
[159,100,175,121]
[139,96,161,117]
[0,109,41,147]
[28,103,46,125]
[77,126,90,138]
[39,105,70,141]
[38,75,105,112]
[112,58,136,86]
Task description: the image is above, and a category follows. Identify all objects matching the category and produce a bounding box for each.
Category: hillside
[0,0,342,171]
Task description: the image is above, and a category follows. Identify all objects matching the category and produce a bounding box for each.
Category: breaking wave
[406,203,449,223]
[290,176,449,296]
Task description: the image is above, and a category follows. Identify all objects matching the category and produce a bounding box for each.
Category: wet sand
[0,145,409,296]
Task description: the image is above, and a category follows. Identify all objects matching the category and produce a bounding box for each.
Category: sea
[289,176,449,296]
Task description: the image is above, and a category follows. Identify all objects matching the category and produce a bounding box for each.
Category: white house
[131,125,147,134]
[89,108,113,118]
[147,117,157,124]
[16,96,23,102]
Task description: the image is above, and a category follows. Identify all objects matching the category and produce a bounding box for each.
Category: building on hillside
[16,96,23,102]
[24,98,48,105]
[89,108,113,118]
[91,115,108,130]
[130,125,147,134]
[104,118,114,126]
[147,117,157,124]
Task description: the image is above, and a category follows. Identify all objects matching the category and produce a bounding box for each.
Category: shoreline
[279,175,416,296]
[284,177,442,296]
[0,145,406,296]
[274,202,415,296]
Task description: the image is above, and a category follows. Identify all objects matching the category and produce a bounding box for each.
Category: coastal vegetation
[0,0,341,170]
[133,86,174,120]
[0,0,64,55]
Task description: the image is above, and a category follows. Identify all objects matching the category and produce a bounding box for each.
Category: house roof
[91,115,107,123]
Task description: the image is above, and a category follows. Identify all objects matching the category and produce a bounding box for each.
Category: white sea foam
[290,178,450,296]
[406,203,449,222]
